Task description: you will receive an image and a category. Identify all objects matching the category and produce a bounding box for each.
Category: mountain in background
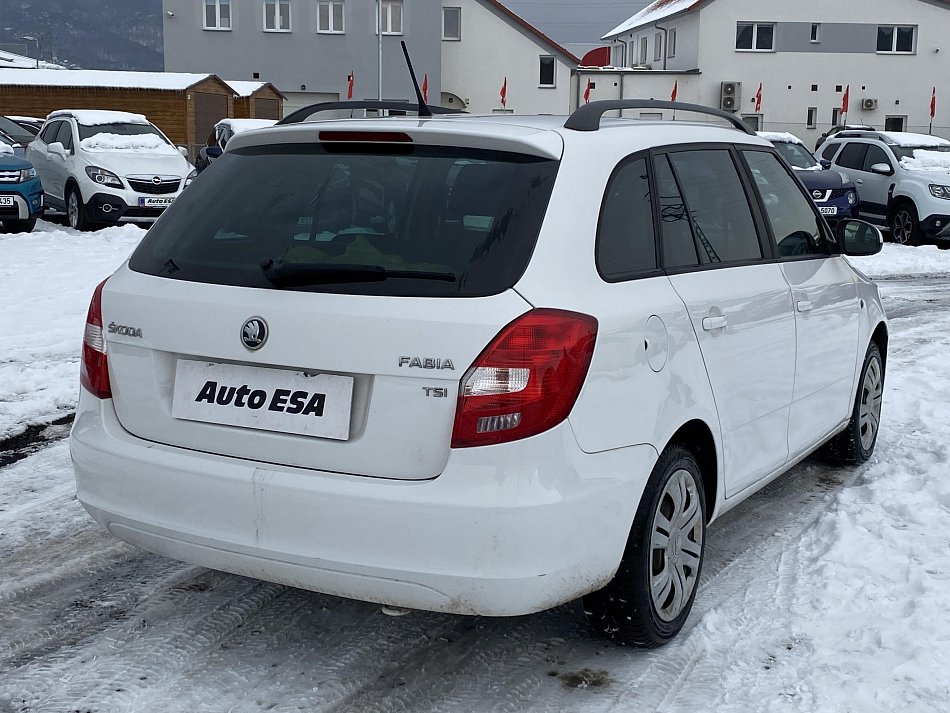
[0,0,163,71]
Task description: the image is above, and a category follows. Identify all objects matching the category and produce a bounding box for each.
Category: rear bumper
[71,390,657,616]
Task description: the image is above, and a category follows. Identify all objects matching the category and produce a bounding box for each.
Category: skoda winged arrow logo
[241,317,268,351]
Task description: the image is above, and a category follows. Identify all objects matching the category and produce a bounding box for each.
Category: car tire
[583,445,706,648]
[67,186,96,232]
[1,217,37,233]
[823,342,884,466]
[889,201,921,246]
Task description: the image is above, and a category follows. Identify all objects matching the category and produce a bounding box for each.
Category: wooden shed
[0,69,235,156]
[226,80,285,120]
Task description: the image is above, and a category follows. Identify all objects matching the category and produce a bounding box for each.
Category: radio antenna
[400,41,432,118]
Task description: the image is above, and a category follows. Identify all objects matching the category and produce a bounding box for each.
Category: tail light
[80,278,112,399]
[451,309,597,448]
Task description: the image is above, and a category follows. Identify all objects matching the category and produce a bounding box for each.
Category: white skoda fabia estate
[71,100,887,646]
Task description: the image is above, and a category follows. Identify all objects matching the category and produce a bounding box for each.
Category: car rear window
[129,143,560,297]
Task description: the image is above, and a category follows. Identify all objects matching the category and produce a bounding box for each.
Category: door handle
[797,300,814,313]
[702,315,728,331]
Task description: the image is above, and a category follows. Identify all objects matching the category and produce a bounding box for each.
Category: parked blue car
[0,144,44,233]
[758,131,859,224]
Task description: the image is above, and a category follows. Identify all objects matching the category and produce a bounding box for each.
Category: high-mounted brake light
[80,278,112,399]
[451,309,598,448]
[318,131,413,143]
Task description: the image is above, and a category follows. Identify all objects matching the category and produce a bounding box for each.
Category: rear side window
[836,143,868,170]
[597,157,657,280]
[654,155,698,269]
[743,150,828,257]
[130,143,560,298]
[668,149,762,264]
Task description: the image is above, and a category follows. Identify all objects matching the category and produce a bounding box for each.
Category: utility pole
[377,0,383,100]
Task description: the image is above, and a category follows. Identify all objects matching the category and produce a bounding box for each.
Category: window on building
[806,107,817,129]
[539,56,556,87]
[378,0,403,35]
[205,0,231,29]
[654,32,663,60]
[810,23,820,42]
[611,42,625,67]
[736,22,774,51]
[639,36,648,64]
[597,157,658,280]
[877,25,915,53]
[318,0,344,33]
[264,0,291,31]
[885,116,906,132]
[442,7,461,40]
[742,114,761,131]
[667,28,677,57]
[832,107,841,125]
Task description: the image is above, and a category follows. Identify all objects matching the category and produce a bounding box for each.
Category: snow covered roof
[224,80,266,97]
[0,49,67,70]
[757,131,804,145]
[49,110,150,126]
[0,68,215,90]
[877,131,950,147]
[604,0,702,38]
[900,149,950,172]
[217,118,278,133]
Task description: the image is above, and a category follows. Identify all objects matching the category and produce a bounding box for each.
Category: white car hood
[81,149,192,178]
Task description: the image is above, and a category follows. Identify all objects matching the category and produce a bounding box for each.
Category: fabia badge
[241,317,268,351]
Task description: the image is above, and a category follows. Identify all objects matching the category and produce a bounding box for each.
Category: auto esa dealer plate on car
[139,197,175,208]
[0,196,14,207]
[171,360,354,440]
[819,206,837,215]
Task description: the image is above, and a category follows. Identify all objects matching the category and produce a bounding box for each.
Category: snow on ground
[848,242,950,277]
[0,220,143,440]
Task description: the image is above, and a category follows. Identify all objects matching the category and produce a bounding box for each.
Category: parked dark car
[7,116,43,135]
[759,132,860,223]
[814,124,874,152]
[0,115,37,149]
[195,118,276,173]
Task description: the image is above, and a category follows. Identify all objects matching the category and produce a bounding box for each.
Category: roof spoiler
[564,100,756,135]
[277,101,465,126]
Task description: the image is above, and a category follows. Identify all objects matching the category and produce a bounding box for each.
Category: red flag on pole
[422,73,429,103]
[347,71,355,100]
[583,78,592,104]
[754,83,762,113]
[931,86,937,118]
[841,85,850,116]
[671,80,678,102]
[500,77,508,108]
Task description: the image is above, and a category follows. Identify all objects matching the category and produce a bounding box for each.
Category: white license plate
[819,206,837,215]
[0,196,14,207]
[172,361,354,440]
[139,196,175,208]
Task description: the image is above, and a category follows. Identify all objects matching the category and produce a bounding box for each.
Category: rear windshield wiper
[260,259,456,287]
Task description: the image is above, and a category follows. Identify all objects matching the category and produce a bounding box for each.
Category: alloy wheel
[68,192,79,230]
[650,469,703,622]
[892,210,913,245]
[859,356,883,451]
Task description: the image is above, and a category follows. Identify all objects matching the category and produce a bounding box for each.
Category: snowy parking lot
[2,221,950,712]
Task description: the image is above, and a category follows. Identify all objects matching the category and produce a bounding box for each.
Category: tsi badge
[241,317,268,351]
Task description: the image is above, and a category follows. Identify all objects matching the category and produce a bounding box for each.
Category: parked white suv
[817,130,950,245]
[26,110,196,231]
[71,100,888,646]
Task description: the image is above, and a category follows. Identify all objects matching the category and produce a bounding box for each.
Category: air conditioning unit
[720,81,741,112]
[862,98,878,111]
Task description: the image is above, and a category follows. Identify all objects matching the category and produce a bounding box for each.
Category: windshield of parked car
[78,122,168,143]
[890,144,950,161]
[0,115,34,145]
[130,142,560,297]
[773,141,820,170]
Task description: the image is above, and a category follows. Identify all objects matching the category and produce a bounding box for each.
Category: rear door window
[835,143,868,170]
[668,149,763,264]
[130,143,559,297]
[597,156,658,280]
[653,155,699,269]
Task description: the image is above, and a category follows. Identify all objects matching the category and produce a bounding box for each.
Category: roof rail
[564,100,756,135]
[277,101,465,126]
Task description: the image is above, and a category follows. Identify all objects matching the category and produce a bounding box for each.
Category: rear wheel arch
[662,419,717,523]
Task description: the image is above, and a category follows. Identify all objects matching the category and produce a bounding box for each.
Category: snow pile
[217,118,277,134]
[79,133,178,154]
[0,220,144,440]
[0,142,13,156]
[849,243,950,276]
[757,131,802,145]
[900,148,950,172]
[50,109,149,126]
[880,131,950,148]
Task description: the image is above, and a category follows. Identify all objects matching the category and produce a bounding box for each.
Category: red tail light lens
[80,278,112,399]
[451,309,598,448]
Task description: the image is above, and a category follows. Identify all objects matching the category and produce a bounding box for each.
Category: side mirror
[836,219,883,257]
[870,162,894,176]
[48,141,66,157]
[819,159,832,169]
[205,146,223,159]
[178,146,189,158]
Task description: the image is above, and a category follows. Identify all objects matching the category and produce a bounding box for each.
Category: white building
[584,0,950,141]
